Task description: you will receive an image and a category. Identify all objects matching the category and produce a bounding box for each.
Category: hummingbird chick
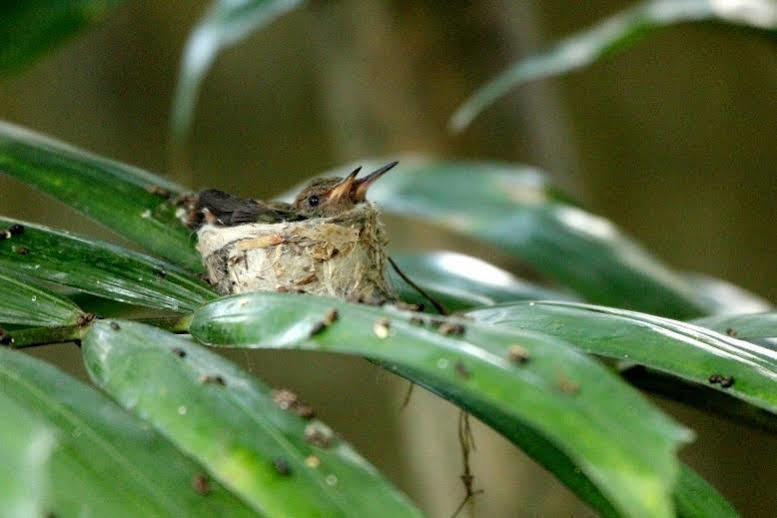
[187,161,397,229]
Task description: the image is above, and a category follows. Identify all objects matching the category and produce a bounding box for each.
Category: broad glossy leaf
[385,364,738,518]
[451,0,777,130]
[345,158,707,318]
[0,347,256,517]
[190,292,693,518]
[0,271,83,326]
[0,392,55,518]
[389,251,576,312]
[692,312,777,340]
[83,320,424,518]
[468,301,777,415]
[172,0,306,137]
[0,121,202,270]
[0,217,215,312]
[683,273,772,315]
[0,1,123,73]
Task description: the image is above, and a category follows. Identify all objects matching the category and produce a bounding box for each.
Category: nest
[196,203,394,304]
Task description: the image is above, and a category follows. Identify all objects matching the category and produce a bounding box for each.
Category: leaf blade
[0,271,83,326]
[0,121,202,270]
[190,292,693,518]
[450,0,777,130]
[692,312,777,340]
[83,320,425,518]
[0,347,257,517]
[0,217,215,312]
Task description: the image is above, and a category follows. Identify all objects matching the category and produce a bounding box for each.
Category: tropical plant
[1,1,776,517]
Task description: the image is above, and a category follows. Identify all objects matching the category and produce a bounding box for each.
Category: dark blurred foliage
[1,1,776,516]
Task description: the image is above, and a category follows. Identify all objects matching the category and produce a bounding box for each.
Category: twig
[450,410,483,518]
[388,256,449,316]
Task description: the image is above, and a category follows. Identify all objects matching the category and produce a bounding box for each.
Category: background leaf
[0,347,257,517]
[0,121,202,271]
[692,312,777,340]
[190,292,693,518]
[0,0,124,74]
[312,158,710,318]
[0,392,56,518]
[0,272,83,326]
[467,301,777,416]
[389,251,577,312]
[0,217,214,313]
[83,319,425,518]
[172,0,307,138]
[450,0,777,130]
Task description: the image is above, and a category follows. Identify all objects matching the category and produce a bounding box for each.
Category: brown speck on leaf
[373,318,391,339]
[272,389,315,418]
[109,322,120,331]
[76,313,96,327]
[192,473,210,495]
[720,376,735,388]
[507,345,530,365]
[322,308,339,326]
[557,377,580,395]
[725,328,737,337]
[15,246,29,256]
[0,328,12,346]
[153,268,167,278]
[309,321,327,337]
[304,422,333,448]
[172,347,187,358]
[199,374,226,386]
[439,322,466,336]
[145,184,172,199]
[8,224,24,236]
[454,361,472,379]
[272,457,293,476]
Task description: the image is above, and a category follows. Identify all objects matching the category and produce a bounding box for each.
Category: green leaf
[0,121,202,271]
[0,0,124,74]
[83,320,425,518]
[385,364,738,518]
[189,292,693,518]
[675,464,739,518]
[354,158,708,318]
[0,392,56,518]
[389,251,577,312]
[467,301,777,415]
[0,347,257,517]
[0,272,84,326]
[692,312,777,340]
[0,217,215,312]
[172,0,307,138]
[450,0,777,130]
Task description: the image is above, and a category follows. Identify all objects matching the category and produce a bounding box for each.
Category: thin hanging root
[450,410,483,518]
[388,256,449,316]
[401,381,415,410]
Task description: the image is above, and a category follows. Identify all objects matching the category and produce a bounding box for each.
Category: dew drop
[31,295,37,302]
[177,405,187,415]
[436,358,449,369]
[325,474,338,486]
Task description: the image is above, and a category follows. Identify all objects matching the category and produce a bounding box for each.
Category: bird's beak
[327,166,361,202]
[353,161,398,201]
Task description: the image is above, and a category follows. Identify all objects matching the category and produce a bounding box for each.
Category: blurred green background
[1,1,775,516]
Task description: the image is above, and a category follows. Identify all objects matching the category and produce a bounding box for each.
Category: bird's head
[292,161,397,218]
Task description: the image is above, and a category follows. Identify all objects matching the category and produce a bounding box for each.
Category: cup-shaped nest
[196,203,394,304]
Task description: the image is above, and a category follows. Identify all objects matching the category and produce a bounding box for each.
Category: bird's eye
[308,195,320,207]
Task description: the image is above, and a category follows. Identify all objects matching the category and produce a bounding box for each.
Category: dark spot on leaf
[172,347,187,358]
[507,345,530,365]
[708,374,721,384]
[199,374,226,386]
[409,316,425,326]
[454,361,472,379]
[109,322,120,331]
[272,389,315,418]
[439,322,466,336]
[15,246,29,255]
[309,321,327,337]
[8,224,24,236]
[304,422,333,448]
[77,313,96,327]
[153,268,167,278]
[191,473,210,495]
[272,457,293,476]
[0,328,13,346]
[720,376,735,388]
[0,230,10,240]
[725,328,737,337]
[322,308,339,326]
